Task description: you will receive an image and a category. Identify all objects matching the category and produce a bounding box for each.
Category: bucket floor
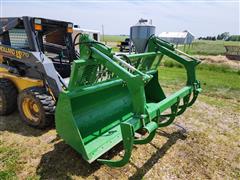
[84,124,123,163]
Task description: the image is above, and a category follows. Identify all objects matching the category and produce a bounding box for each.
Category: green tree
[217,32,230,40]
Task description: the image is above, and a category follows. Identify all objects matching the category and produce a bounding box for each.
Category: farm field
[100,35,129,42]
[101,35,240,55]
[181,40,240,56]
[1,37,240,179]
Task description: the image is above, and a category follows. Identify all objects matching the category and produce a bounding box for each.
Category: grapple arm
[147,36,201,85]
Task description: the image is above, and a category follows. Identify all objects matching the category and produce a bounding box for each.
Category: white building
[73,27,100,42]
[72,25,100,52]
[159,30,194,45]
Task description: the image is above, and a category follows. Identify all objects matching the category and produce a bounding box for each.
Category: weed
[0,141,20,180]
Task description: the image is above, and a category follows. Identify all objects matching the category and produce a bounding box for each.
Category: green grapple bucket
[55,35,201,167]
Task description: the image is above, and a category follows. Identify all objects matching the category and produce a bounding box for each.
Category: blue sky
[0,0,239,37]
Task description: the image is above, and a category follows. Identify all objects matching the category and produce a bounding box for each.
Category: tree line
[198,32,240,41]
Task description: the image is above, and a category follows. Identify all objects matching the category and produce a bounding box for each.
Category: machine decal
[0,45,30,59]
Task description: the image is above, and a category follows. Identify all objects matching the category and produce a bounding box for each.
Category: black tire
[18,87,55,129]
[0,78,18,115]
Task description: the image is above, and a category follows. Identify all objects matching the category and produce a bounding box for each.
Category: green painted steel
[55,34,201,167]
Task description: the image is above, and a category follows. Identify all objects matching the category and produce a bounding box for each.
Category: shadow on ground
[36,126,187,179]
[36,141,125,179]
[129,129,187,179]
[0,111,52,137]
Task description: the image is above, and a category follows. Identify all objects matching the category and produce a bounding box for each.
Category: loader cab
[33,17,76,78]
[0,16,76,78]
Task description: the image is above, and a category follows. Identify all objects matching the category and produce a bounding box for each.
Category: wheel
[0,78,18,115]
[18,87,55,129]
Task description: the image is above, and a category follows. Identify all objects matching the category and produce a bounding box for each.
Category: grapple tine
[188,85,201,107]
[97,122,134,167]
[177,94,191,116]
[158,100,180,127]
[134,121,158,145]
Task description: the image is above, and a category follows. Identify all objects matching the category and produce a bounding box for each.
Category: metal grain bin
[130,19,155,53]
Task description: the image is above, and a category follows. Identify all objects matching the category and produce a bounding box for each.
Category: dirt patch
[195,55,240,69]
[0,96,240,179]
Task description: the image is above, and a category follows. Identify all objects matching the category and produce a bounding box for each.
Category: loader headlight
[34,18,42,31]
[67,23,73,33]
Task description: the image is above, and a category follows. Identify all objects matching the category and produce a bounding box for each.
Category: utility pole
[102,24,105,44]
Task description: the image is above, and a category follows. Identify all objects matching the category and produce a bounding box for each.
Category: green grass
[158,66,240,100]
[100,35,129,42]
[0,141,20,180]
[179,40,240,56]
